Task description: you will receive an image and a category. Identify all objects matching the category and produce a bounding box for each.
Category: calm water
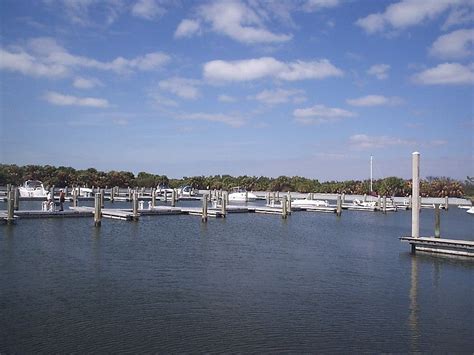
[1,201,473,353]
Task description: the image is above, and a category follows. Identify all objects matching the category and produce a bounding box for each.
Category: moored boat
[18,180,48,198]
[228,187,257,202]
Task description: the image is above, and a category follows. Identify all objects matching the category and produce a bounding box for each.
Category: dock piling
[151,188,156,207]
[444,196,449,210]
[221,192,227,217]
[202,194,208,222]
[412,152,420,239]
[94,193,102,227]
[100,188,105,208]
[14,187,19,211]
[7,191,15,224]
[383,196,387,214]
[171,189,176,207]
[281,195,288,219]
[336,195,342,216]
[132,192,139,221]
[434,204,441,238]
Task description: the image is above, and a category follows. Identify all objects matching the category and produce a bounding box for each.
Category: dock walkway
[400,236,474,257]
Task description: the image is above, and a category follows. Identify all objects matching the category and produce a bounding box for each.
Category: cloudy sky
[1,0,473,181]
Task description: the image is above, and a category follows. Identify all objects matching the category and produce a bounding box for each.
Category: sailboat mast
[370,155,373,193]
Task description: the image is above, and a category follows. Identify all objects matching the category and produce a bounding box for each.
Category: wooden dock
[400,237,474,257]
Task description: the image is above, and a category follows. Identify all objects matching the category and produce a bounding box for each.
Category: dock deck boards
[400,236,474,257]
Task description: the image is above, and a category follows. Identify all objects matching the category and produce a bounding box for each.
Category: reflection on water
[1,204,473,352]
[409,256,419,353]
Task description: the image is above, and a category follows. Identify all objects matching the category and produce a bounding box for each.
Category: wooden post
[221,192,227,218]
[13,187,19,211]
[444,196,449,210]
[434,204,441,238]
[377,195,381,210]
[336,195,342,216]
[287,192,292,214]
[151,188,156,208]
[202,194,208,222]
[51,185,55,201]
[164,189,168,203]
[245,190,248,202]
[171,189,176,207]
[72,188,78,207]
[110,187,115,203]
[342,193,345,203]
[412,152,420,239]
[383,196,387,214]
[7,191,15,224]
[363,193,367,202]
[94,193,102,227]
[65,186,68,197]
[266,192,270,205]
[281,195,287,219]
[132,192,139,221]
[100,188,105,208]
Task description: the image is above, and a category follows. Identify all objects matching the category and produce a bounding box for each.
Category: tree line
[0,164,471,198]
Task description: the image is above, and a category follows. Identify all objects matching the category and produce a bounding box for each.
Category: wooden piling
[221,192,227,217]
[202,194,208,222]
[128,187,132,201]
[7,191,15,224]
[171,189,176,207]
[382,196,387,214]
[434,204,441,238]
[281,195,288,219]
[94,193,102,227]
[336,195,342,216]
[444,196,449,210]
[412,152,420,239]
[132,192,139,221]
[151,188,156,208]
[100,188,105,208]
[110,187,115,203]
[72,188,78,207]
[342,193,345,203]
[287,192,292,214]
[13,187,19,211]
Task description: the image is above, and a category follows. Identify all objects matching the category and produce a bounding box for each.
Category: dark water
[1,201,473,353]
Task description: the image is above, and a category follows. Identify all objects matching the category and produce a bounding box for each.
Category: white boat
[179,185,196,197]
[467,207,474,215]
[228,187,257,202]
[292,199,329,208]
[18,180,48,198]
[70,187,94,197]
[352,199,377,208]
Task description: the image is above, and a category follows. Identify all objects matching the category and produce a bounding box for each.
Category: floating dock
[400,237,474,257]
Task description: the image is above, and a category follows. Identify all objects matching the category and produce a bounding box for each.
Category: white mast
[370,155,373,193]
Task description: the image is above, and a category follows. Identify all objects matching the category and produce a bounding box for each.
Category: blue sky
[1,0,473,181]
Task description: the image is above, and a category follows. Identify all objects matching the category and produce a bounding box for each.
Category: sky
[0,0,473,181]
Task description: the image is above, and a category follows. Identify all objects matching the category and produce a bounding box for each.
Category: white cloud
[355,0,468,34]
[132,0,166,20]
[45,0,126,27]
[367,64,391,80]
[158,77,200,99]
[44,91,109,108]
[73,76,103,89]
[412,62,474,85]
[346,95,403,107]
[429,29,474,59]
[0,37,170,78]
[303,0,340,12]
[349,134,414,149]
[174,19,201,38]
[203,57,343,82]
[254,88,305,105]
[218,94,237,103]
[198,0,292,44]
[443,6,474,30]
[293,104,356,124]
[178,112,246,127]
